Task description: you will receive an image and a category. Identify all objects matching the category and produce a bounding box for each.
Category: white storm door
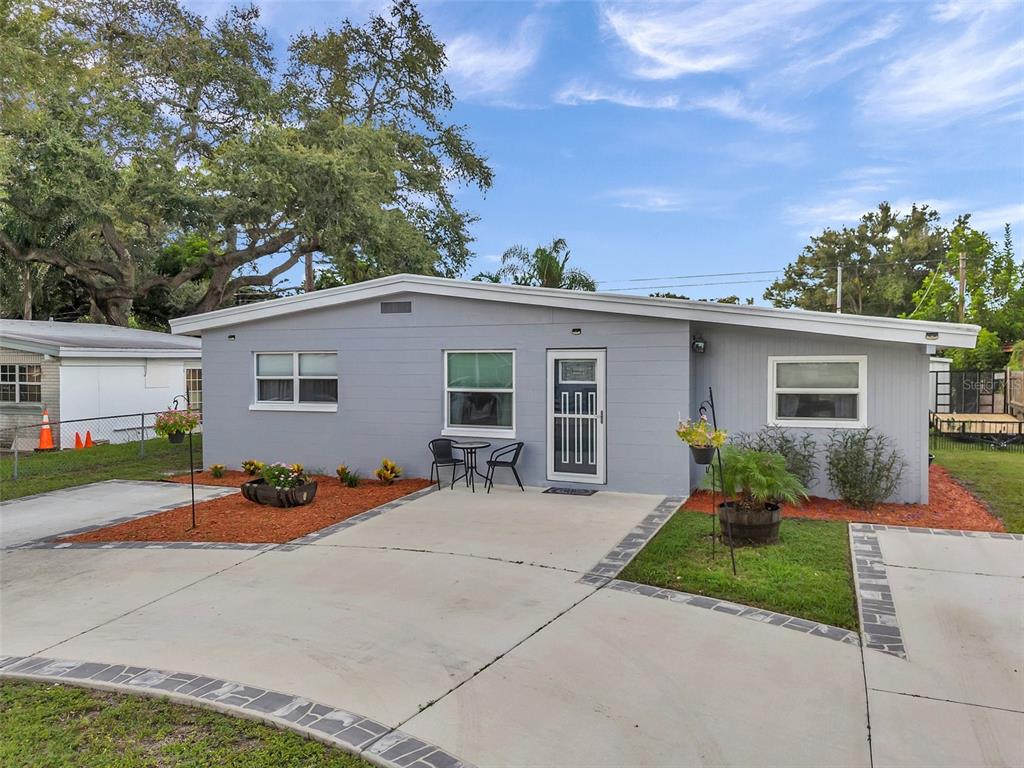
[547,349,606,484]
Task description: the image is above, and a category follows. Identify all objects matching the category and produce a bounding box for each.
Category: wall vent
[380,300,412,314]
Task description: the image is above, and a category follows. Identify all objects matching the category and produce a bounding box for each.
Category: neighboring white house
[0,319,201,449]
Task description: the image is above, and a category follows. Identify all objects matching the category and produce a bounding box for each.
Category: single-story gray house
[170,274,978,503]
[0,319,202,450]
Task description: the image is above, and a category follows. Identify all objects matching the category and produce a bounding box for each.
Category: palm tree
[474,238,596,291]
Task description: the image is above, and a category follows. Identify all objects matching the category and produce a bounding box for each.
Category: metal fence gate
[930,369,1007,414]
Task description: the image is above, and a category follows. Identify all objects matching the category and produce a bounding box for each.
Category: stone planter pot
[240,478,318,508]
[167,432,185,444]
[689,444,717,465]
[718,501,781,545]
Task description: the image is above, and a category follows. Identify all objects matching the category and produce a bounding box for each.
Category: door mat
[543,487,598,496]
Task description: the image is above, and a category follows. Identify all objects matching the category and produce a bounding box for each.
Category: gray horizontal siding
[201,293,691,495]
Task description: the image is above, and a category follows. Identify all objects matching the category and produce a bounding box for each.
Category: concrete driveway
[1,482,1020,767]
[0,479,232,548]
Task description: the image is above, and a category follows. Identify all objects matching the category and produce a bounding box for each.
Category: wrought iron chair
[428,438,465,490]
[484,442,525,493]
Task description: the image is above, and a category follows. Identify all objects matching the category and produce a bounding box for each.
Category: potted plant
[241,462,318,508]
[704,446,807,544]
[676,415,727,465]
[154,409,200,444]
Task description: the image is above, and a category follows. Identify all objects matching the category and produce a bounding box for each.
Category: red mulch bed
[683,464,1004,532]
[60,474,432,544]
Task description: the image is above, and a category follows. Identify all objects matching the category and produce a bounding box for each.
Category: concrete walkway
[2,482,1020,767]
[857,527,1024,768]
[0,479,232,548]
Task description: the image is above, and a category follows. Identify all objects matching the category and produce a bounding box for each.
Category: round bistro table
[450,440,491,493]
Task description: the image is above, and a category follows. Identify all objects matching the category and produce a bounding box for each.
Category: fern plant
[703,447,807,513]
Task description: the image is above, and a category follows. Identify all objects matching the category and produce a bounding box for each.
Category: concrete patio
[1,481,1021,767]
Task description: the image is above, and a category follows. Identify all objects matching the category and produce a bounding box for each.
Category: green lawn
[0,680,372,768]
[933,448,1024,533]
[0,436,202,501]
[619,510,858,630]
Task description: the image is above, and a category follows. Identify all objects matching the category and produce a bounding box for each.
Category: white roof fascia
[56,348,203,360]
[168,273,980,348]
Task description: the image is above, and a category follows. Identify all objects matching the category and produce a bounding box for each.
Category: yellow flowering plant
[676,415,727,448]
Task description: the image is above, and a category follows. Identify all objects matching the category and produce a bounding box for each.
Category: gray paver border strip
[850,522,1022,541]
[580,495,685,582]
[0,655,474,768]
[605,579,861,646]
[849,526,907,659]
[8,483,437,553]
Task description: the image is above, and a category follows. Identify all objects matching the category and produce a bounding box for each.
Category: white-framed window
[0,364,42,403]
[251,352,338,412]
[768,355,867,428]
[185,366,203,414]
[443,350,515,436]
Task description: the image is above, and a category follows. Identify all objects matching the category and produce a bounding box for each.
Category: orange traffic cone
[84,431,95,448]
[75,432,84,449]
[36,409,56,451]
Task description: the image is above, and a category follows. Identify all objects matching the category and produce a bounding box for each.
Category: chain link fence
[2,411,203,482]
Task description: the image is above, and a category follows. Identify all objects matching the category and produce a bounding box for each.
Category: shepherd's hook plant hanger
[698,387,736,575]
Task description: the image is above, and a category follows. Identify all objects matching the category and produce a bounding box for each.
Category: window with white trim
[444,351,514,434]
[768,356,866,428]
[0,364,42,403]
[254,353,337,406]
[185,366,203,414]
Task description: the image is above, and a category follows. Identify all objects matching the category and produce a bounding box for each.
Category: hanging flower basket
[154,409,199,441]
[676,415,727,465]
[167,432,185,444]
[689,444,717,465]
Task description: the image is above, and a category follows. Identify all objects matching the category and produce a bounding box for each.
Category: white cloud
[863,4,1024,124]
[723,140,810,167]
[445,17,541,95]
[600,1,824,79]
[689,90,809,132]
[789,12,903,73]
[555,81,679,109]
[606,187,689,213]
[969,203,1024,234]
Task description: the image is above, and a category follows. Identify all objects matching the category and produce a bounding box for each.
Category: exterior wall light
[925,331,939,340]
[571,328,582,336]
[691,335,706,353]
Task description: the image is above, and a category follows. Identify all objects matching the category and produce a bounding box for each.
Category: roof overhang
[56,348,202,359]
[168,273,980,349]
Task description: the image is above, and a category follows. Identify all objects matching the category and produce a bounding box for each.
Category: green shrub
[336,464,360,487]
[209,464,226,478]
[825,429,906,509]
[733,427,818,488]
[703,446,808,512]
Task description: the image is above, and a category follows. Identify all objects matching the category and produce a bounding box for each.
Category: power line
[595,269,781,284]
[602,278,779,293]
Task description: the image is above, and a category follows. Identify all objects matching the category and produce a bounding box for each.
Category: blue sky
[195,0,1024,301]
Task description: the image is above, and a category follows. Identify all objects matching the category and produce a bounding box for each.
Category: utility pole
[836,265,843,314]
[957,251,966,323]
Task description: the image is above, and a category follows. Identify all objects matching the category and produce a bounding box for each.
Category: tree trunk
[20,263,32,320]
[304,252,314,292]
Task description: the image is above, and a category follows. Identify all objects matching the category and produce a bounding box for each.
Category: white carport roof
[0,319,201,359]
[168,273,979,349]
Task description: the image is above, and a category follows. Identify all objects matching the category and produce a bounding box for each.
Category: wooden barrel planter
[240,479,318,508]
[718,502,781,545]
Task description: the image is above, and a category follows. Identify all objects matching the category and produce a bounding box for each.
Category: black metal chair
[428,438,465,490]
[484,442,525,493]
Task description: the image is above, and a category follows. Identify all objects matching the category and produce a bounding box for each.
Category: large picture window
[444,351,514,435]
[0,364,42,403]
[253,352,337,410]
[768,356,866,428]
